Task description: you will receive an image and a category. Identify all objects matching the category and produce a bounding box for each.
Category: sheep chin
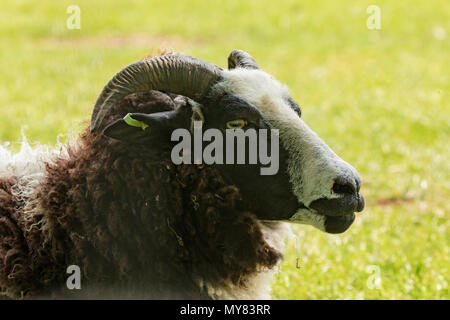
[287,208,326,232]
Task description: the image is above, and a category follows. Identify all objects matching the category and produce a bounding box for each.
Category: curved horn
[227,50,260,70]
[90,54,222,132]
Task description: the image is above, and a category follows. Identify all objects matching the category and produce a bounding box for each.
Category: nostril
[332,183,354,194]
[332,178,357,195]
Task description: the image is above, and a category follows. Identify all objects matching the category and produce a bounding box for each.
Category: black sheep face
[197,93,301,222]
[102,54,365,234]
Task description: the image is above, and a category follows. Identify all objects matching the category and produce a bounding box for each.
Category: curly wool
[0,91,289,299]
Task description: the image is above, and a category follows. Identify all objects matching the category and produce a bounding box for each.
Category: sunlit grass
[0,0,448,299]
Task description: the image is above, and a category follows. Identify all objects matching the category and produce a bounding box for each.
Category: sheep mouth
[310,193,364,234]
[309,193,365,217]
[289,194,364,234]
[321,213,356,234]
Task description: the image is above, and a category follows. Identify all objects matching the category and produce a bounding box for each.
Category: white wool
[0,133,70,233]
[203,222,292,300]
[0,132,69,180]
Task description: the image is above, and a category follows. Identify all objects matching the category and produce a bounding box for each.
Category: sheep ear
[103,119,147,142]
[103,112,174,142]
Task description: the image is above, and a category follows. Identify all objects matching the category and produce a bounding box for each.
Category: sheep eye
[226,119,247,129]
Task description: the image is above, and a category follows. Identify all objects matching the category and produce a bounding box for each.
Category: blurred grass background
[0,0,448,299]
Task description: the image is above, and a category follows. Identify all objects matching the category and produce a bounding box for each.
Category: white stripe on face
[214,68,361,228]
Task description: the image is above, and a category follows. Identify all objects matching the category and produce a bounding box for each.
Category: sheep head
[92,50,365,234]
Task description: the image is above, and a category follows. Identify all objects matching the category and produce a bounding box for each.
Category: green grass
[1,0,448,299]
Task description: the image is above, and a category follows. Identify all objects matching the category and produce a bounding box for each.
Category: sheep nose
[332,176,364,212]
[332,176,364,213]
[332,176,360,195]
[308,175,365,216]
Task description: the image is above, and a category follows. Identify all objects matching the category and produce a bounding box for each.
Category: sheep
[0,50,364,299]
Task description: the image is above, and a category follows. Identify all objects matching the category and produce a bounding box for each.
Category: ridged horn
[90,54,222,132]
[227,50,260,70]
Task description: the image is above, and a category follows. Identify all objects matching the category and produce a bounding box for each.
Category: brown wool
[0,90,282,299]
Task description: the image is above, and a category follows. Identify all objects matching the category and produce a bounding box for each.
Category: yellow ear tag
[123,113,149,131]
